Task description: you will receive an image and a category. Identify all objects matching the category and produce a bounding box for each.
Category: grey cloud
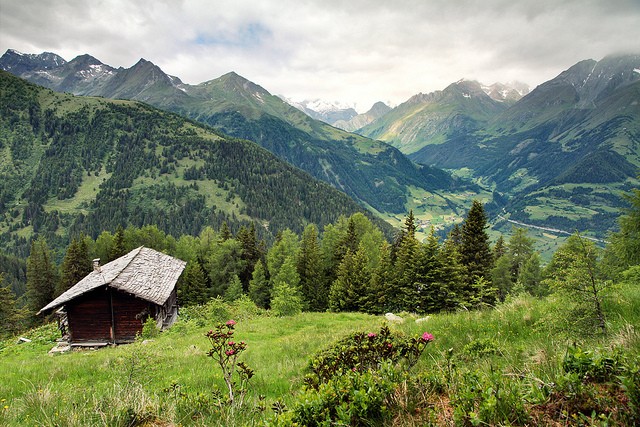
[1,0,638,110]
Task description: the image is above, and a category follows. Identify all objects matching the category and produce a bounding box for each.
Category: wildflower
[421,332,434,342]
[228,341,235,346]
[226,319,236,326]
[225,349,235,356]
[367,332,377,338]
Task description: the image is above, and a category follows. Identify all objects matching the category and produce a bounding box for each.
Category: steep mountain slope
[1,50,469,217]
[359,80,508,155]
[334,101,392,132]
[407,55,640,236]
[0,71,377,255]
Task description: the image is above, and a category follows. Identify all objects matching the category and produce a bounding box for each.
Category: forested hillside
[0,51,473,219]
[0,71,379,260]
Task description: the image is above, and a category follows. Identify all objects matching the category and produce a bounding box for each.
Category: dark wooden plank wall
[66,288,157,343]
[112,291,152,343]
[67,288,112,342]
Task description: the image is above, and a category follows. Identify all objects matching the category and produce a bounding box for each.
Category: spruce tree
[437,237,465,311]
[0,273,26,337]
[237,223,264,292]
[224,275,243,302]
[365,241,393,314]
[459,200,494,305]
[392,210,420,311]
[219,222,232,242]
[109,225,127,261]
[58,236,91,297]
[416,228,442,313]
[493,235,506,259]
[178,260,208,306]
[329,248,370,312]
[26,238,58,317]
[297,224,326,311]
[249,260,271,309]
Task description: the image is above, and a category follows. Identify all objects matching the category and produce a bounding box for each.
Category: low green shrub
[273,362,399,427]
[305,325,433,389]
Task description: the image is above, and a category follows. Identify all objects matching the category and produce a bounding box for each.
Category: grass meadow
[1,280,639,426]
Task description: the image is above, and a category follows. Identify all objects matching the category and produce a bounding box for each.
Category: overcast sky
[1,0,638,112]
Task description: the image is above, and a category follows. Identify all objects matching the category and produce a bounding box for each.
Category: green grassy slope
[1,279,638,426]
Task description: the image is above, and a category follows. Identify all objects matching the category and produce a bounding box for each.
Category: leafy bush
[180,297,230,326]
[451,369,530,426]
[305,325,433,389]
[274,362,399,427]
[461,337,500,360]
[562,346,626,382]
[140,316,160,339]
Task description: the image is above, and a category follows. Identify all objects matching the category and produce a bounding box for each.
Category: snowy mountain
[280,97,358,125]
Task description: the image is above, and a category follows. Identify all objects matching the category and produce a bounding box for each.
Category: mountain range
[0,49,471,221]
[2,49,638,241]
[356,55,640,237]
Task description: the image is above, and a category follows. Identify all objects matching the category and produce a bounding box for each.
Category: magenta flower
[226,319,236,326]
[421,332,434,342]
[228,341,235,346]
[368,332,377,338]
[225,349,235,356]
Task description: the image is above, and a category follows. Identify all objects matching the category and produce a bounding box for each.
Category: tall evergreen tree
[297,224,326,311]
[329,248,370,312]
[219,222,232,242]
[178,260,208,306]
[57,235,91,297]
[0,273,26,337]
[437,236,465,311]
[224,275,243,302]
[416,228,443,313]
[26,238,58,317]
[236,223,264,292]
[365,241,393,314]
[392,210,421,311]
[109,225,127,261]
[493,235,506,260]
[249,259,271,309]
[459,200,493,305]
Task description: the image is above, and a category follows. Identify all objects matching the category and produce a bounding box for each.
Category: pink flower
[367,333,377,338]
[228,341,235,346]
[225,349,235,356]
[421,332,434,342]
[226,319,236,326]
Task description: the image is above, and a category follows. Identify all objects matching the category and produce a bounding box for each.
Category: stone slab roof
[39,247,186,314]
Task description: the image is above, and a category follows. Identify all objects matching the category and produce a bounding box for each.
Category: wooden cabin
[39,247,186,345]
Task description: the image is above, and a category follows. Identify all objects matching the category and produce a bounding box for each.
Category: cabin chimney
[93,258,101,272]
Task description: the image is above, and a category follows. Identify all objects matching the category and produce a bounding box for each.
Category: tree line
[3,188,637,338]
